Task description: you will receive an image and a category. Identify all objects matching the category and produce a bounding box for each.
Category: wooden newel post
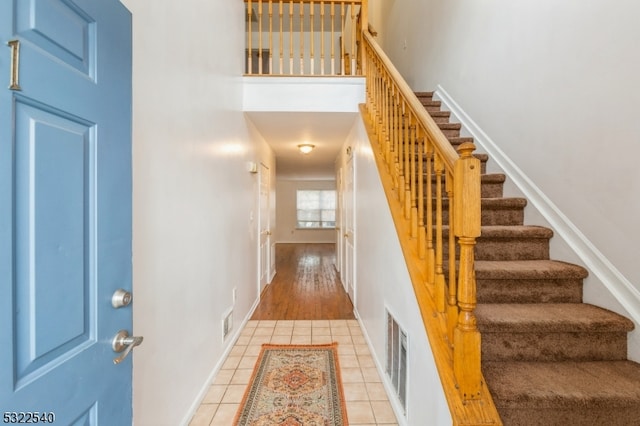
[453,142,482,400]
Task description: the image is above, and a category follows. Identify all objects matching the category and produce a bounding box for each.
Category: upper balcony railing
[245,0,363,76]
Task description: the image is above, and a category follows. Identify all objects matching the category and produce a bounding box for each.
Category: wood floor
[251,243,355,320]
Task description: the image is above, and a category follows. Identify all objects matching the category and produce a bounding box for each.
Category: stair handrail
[361,28,502,424]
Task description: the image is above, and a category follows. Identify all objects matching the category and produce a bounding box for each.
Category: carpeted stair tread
[483,360,640,408]
[479,225,553,239]
[476,303,634,333]
[429,111,451,122]
[448,136,475,146]
[433,197,527,209]
[438,122,461,130]
[414,91,434,98]
[473,260,589,280]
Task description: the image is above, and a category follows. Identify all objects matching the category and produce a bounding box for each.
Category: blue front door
[0,1,133,423]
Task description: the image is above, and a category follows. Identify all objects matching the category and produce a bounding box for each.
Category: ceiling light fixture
[298,144,315,154]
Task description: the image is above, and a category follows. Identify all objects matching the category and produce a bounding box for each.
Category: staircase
[416,91,640,426]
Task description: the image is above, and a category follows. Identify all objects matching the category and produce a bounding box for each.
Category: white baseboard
[433,85,640,327]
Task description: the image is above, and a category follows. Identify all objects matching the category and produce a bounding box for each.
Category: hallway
[188,244,399,425]
[252,243,356,320]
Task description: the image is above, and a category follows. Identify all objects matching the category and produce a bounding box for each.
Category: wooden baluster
[417,127,426,258]
[403,112,411,215]
[446,171,458,343]
[379,74,387,150]
[310,1,315,74]
[453,142,482,400]
[268,0,273,74]
[299,0,304,74]
[398,104,407,205]
[279,0,284,74]
[383,79,390,163]
[434,153,446,312]
[340,2,345,75]
[247,0,253,74]
[289,0,294,74]
[258,0,263,74]
[330,2,335,75]
[320,1,325,75]
[408,118,416,227]
[425,139,435,286]
[350,2,356,75]
[394,100,404,192]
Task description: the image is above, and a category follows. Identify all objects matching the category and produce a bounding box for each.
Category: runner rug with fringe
[234,343,348,425]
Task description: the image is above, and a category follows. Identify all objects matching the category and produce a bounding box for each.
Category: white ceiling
[246,111,358,179]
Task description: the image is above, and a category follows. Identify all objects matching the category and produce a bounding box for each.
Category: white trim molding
[434,85,640,327]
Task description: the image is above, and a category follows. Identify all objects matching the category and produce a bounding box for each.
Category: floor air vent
[386,310,408,414]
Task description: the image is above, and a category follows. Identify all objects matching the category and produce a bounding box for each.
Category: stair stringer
[433,84,640,362]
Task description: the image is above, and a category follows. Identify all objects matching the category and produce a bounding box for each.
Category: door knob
[112,330,143,364]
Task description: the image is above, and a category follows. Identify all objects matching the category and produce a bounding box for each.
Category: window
[296,190,336,229]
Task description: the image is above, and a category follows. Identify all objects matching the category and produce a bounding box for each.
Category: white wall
[275,178,336,243]
[341,116,452,426]
[122,1,275,425]
[369,0,640,358]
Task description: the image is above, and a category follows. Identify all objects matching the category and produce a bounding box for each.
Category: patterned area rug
[234,343,348,425]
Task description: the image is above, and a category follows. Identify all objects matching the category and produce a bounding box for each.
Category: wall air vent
[386,310,408,415]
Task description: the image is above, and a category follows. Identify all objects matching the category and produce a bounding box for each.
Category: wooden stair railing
[360,29,502,425]
[244,0,363,76]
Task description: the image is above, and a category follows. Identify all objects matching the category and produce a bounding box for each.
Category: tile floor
[189,319,399,426]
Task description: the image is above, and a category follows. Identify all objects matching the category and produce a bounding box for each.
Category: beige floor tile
[332,327,351,336]
[341,367,364,383]
[202,385,227,404]
[221,384,248,404]
[209,403,240,426]
[338,345,356,356]
[270,335,292,344]
[229,345,246,357]
[188,403,217,426]
[345,401,376,424]
[354,344,370,355]
[312,319,331,327]
[338,354,360,368]
[235,335,252,345]
[244,345,263,356]
[371,400,398,423]
[249,335,269,345]
[272,327,293,336]
[258,320,278,327]
[312,326,331,336]
[311,335,333,344]
[333,335,353,345]
[290,335,312,344]
[330,319,349,327]
[238,355,258,369]
[244,321,258,328]
[212,369,234,385]
[292,327,311,336]
[221,356,241,370]
[362,367,382,383]
[294,320,312,326]
[253,327,274,336]
[342,382,369,401]
[351,334,366,344]
[230,368,254,385]
[365,382,389,401]
[357,355,376,368]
